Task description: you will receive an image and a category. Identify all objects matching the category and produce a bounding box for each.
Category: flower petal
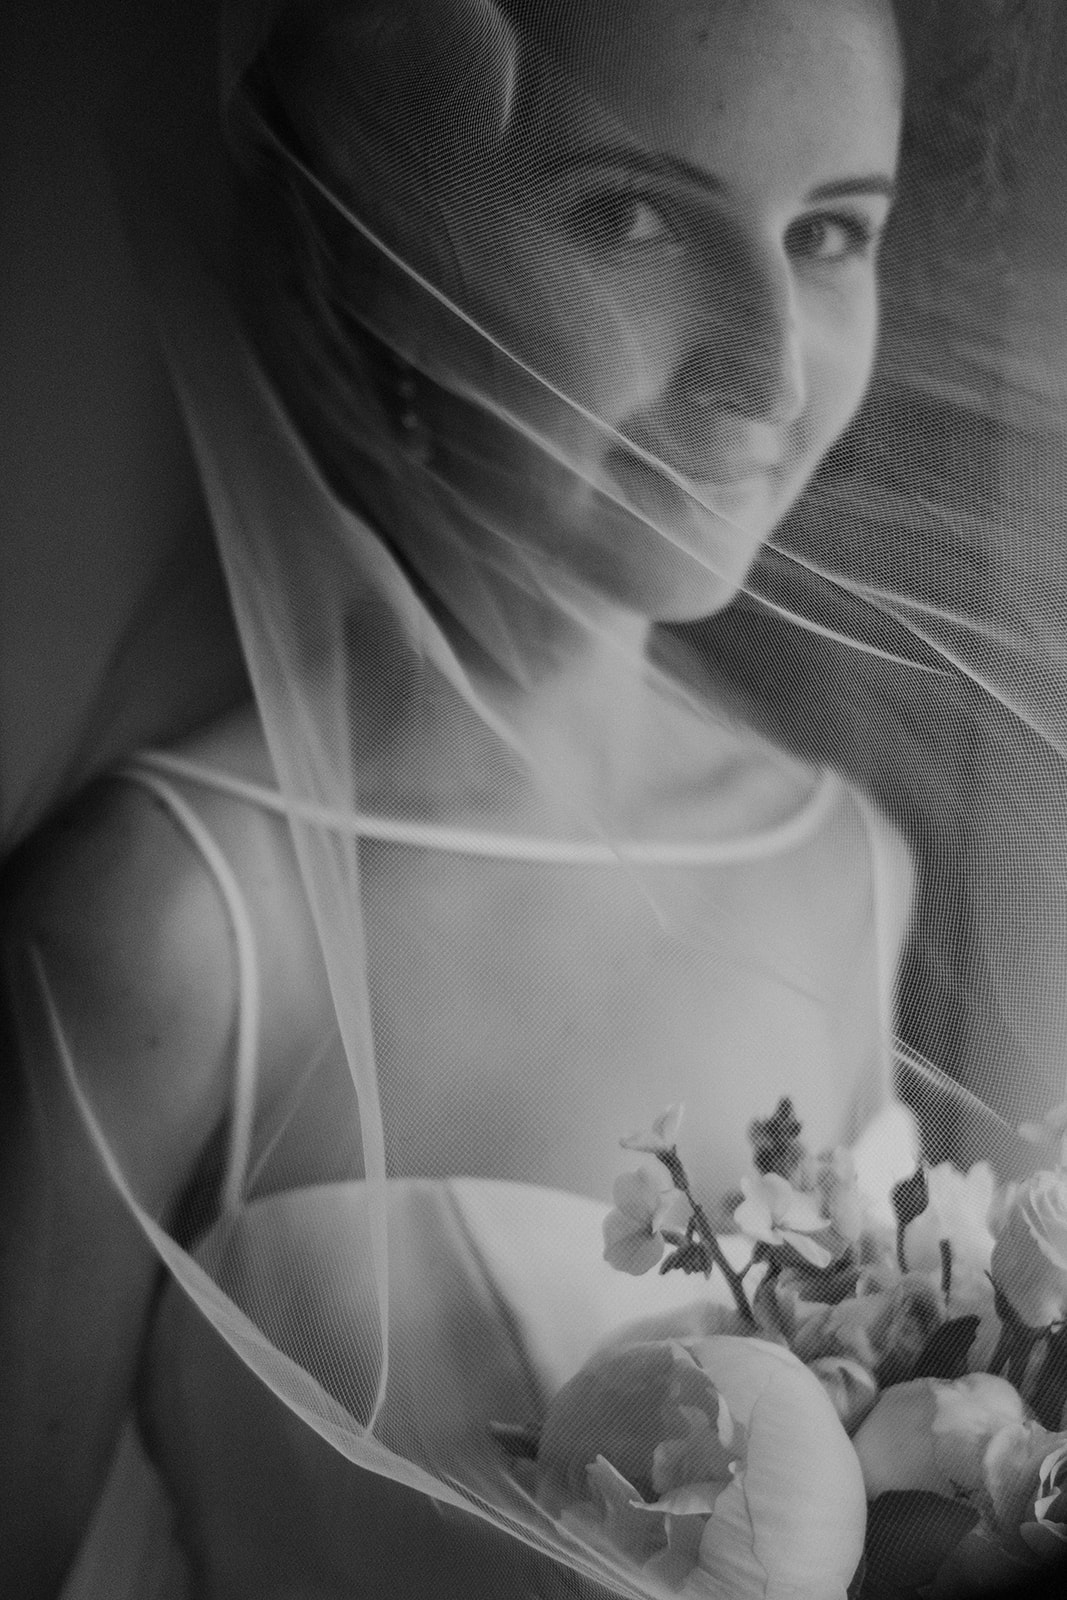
[781,1229,833,1269]
[611,1167,670,1220]
[651,1483,725,1517]
[620,1104,684,1153]
[586,1457,668,1563]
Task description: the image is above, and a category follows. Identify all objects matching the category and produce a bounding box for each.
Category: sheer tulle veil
[48,0,1067,1593]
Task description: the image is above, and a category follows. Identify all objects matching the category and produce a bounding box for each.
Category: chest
[342,802,887,1199]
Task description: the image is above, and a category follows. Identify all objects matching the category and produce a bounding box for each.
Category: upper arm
[0,777,237,1216]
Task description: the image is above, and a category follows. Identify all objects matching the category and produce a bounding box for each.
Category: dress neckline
[128,748,843,866]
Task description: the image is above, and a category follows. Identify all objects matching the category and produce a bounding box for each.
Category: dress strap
[851,790,913,1103]
[118,763,261,1221]
[131,748,842,866]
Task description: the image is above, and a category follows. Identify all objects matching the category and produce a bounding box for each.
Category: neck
[386,485,659,797]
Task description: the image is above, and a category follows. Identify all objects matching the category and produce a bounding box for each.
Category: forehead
[509,0,903,191]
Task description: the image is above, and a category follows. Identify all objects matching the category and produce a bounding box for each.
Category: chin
[537,498,772,624]
[614,532,766,624]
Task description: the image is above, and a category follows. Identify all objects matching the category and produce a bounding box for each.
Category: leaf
[847,1552,867,1600]
[911,1315,981,1381]
[659,1240,713,1275]
[860,1492,978,1598]
[892,1165,930,1232]
[1030,1324,1067,1431]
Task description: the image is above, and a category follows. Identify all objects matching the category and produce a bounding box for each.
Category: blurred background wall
[0,0,246,851]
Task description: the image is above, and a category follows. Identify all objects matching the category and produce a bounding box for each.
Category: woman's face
[404,0,904,621]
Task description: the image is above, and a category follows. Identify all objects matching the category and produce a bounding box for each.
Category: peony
[538,1334,866,1600]
[990,1168,1067,1329]
[852,1373,1027,1501]
[537,1340,737,1517]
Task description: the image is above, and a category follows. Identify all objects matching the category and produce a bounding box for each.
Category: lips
[611,420,783,492]
[604,441,773,518]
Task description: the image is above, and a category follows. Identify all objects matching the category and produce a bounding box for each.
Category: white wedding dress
[59,746,910,1599]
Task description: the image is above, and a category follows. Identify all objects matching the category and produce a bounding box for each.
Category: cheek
[472,220,669,429]
[807,296,880,447]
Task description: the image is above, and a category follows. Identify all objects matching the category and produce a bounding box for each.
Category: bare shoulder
[0,763,237,1206]
[1,760,230,1010]
[152,708,336,1088]
[0,701,332,1205]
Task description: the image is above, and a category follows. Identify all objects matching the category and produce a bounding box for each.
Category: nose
[674,243,805,428]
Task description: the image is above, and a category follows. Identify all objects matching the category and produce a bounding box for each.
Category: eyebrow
[551,145,896,204]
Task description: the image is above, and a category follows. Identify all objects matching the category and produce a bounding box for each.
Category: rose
[851,1373,1027,1500]
[983,1423,1067,1561]
[991,1169,1067,1329]
[538,1335,866,1599]
[1021,1433,1067,1559]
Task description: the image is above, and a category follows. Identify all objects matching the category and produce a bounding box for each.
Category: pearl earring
[386,355,434,468]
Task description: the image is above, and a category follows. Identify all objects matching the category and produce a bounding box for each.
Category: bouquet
[495,1090,1067,1599]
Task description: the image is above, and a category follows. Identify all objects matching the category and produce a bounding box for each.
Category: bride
[1,0,1062,1595]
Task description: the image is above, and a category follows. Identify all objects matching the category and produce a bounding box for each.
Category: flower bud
[991,1169,1067,1329]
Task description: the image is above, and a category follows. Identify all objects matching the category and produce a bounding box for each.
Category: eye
[785,212,877,265]
[569,189,674,249]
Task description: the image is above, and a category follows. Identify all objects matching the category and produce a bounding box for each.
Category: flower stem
[989,1322,1013,1378]
[658,1149,757,1330]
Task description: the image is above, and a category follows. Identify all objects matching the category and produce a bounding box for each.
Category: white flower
[539,1334,865,1600]
[1021,1434,1067,1559]
[733,1172,834,1268]
[903,1160,998,1280]
[602,1169,686,1275]
[852,1373,1027,1500]
[817,1145,864,1245]
[620,1103,684,1155]
[991,1167,1067,1328]
[850,1101,923,1229]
